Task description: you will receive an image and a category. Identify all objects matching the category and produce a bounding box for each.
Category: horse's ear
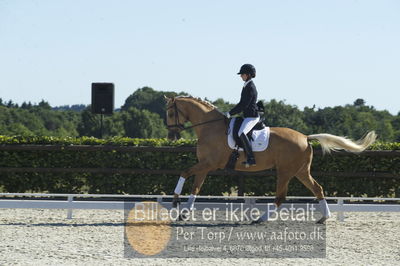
[166,96,176,103]
[164,95,171,103]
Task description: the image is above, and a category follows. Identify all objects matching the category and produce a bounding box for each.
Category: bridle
[166,101,225,131]
[166,102,189,131]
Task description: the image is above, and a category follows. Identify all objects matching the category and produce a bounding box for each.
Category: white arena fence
[0,193,399,222]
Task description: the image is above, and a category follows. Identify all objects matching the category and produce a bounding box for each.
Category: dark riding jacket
[229,80,258,118]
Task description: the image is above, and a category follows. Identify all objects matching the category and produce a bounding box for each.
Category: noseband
[166,102,225,131]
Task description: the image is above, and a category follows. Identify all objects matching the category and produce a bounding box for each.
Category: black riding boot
[240,133,256,167]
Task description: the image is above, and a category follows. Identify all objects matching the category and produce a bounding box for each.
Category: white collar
[243,79,252,88]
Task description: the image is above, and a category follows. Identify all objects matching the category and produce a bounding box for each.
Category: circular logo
[125,201,172,256]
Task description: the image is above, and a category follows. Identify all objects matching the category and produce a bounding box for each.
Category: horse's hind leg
[296,169,324,200]
[255,170,294,223]
[274,169,295,207]
[296,168,331,224]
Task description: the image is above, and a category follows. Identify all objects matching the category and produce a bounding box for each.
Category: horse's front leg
[175,170,209,221]
[186,170,209,209]
[172,161,211,207]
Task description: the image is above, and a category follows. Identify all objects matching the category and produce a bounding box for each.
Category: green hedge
[0,136,399,197]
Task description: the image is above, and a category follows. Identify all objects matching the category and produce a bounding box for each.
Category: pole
[238,175,244,196]
[100,113,104,139]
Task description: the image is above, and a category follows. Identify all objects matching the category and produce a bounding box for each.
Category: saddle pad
[227,118,270,152]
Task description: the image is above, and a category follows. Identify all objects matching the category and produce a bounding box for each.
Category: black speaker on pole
[91,83,114,114]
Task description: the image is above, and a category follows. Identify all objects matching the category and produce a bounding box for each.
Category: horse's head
[165,96,189,140]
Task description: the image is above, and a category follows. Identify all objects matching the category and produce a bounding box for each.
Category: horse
[165,96,377,223]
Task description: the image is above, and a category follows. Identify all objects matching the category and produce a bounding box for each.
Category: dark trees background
[1,89,399,142]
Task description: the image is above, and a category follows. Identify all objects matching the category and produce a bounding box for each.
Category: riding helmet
[237,64,256,78]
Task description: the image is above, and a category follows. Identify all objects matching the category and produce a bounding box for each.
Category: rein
[167,102,225,131]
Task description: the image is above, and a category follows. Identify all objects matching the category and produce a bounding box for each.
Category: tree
[38,100,51,110]
[354,98,366,107]
[212,98,234,112]
[77,107,124,138]
[6,123,32,136]
[392,113,400,141]
[122,107,167,138]
[53,104,87,112]
[0,90,398,142]
[263,99,309,133]
[122,87,188,120]
[77,108,101,137]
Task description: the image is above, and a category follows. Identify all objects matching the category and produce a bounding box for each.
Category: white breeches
[238,117,260,136]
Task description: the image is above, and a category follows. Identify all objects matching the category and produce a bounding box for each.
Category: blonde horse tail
[307,131,377,154]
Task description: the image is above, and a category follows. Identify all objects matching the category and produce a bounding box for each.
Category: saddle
[230,101,266,148]
[230,117,266,149]
[225,101,269,169]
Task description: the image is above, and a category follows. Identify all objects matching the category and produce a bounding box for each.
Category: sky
[0,0,399,114]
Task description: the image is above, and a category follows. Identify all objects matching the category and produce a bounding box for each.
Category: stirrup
[242,157,256,167]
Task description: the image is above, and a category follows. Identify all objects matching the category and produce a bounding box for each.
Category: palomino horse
[165,96,377,223]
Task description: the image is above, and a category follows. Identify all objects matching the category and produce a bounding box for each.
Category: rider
[225,64,259,166]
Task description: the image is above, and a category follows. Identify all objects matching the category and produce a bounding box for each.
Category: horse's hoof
[316,216,328,224]
[250,219,262,225]
[178,213,188,221]
[172,199,181,208]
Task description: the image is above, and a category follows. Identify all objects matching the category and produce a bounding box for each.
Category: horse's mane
[175,96,216,110]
